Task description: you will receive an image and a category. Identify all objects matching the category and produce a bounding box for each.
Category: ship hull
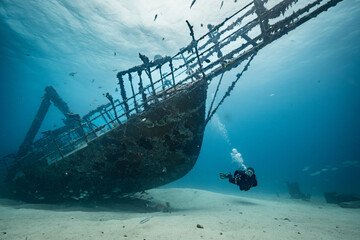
[4,80,207,202]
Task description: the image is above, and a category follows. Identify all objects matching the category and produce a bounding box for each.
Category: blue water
[1,0,359,199]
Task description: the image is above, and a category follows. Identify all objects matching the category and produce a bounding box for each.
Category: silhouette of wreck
[1,0,344,202]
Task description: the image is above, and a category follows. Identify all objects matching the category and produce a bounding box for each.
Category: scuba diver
[220,167,258,191]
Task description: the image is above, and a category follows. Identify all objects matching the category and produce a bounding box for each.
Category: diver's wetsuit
[228,170,257,191]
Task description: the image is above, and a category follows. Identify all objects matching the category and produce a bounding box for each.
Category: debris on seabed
[139,216,153,224]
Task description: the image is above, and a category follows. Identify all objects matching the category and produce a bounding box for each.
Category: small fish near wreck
[0,0,344,202]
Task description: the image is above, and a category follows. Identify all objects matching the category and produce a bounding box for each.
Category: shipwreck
[1,0,344,202]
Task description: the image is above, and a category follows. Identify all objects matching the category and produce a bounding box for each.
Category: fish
[190,0,196,9]
[69,72,77,76]
[302,166,310,171]
[154,14,158,21]
[114,52,116,56]
[309,171,321,176]
[220,1,224,9]
[204,59,211,63]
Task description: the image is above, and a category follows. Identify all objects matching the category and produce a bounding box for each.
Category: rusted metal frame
[254,0,324,37]
[168,44,194,65]
[205,38,262,81]
[137,70,149,110]
[49,131,65,160]
[57,109,112,142]
[117,74,130,118]
[100,110,112,130]
[198,8,253,52]
[42,131,65,161]
[109,79,191,121]
[113,96,143,116]
[206,71,225,121]
[78,122,89,143]
[127,73,139,113]
[165,55,196,82]
[198,0,315,76]
[188,24,246,68]
[81,118,117,138]
[268,0,328,31]
[32,132,64,155]
[144,64,159,104]
[121,57,188,101]
[104,110,113,122]
[56,124,108,157]
[66,114,89,144]
[113,56,192,118]
[186,20,206,80]
[254,0,270,41]
[240,33,257,46]
[116,20,257,98]
[83,118,96,132]
[105,93,122,125]
[157,65,165,90]
[153,59,188,88]
[44,133,89,164]
[118,56,172,77]
[173,36,261,90]
[196,0,304,67]
[190,19,258,70]
[208,26,223,58]
[169,59,177,91]
[173,68,190,80]
[199,34,262,81]
[66,131,74,148]
[211,3,256,37]
[262,0,306,20]
[82,102,112,120]
[180,52,195,81]
[127,48,196,88]
[197,1,255,43]
[268,0,343,39]
[85,105,114,124]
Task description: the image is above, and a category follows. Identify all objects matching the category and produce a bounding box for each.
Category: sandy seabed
[0,188,359,240]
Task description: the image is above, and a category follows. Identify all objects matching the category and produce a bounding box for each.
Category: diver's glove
[219,173,230,179]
